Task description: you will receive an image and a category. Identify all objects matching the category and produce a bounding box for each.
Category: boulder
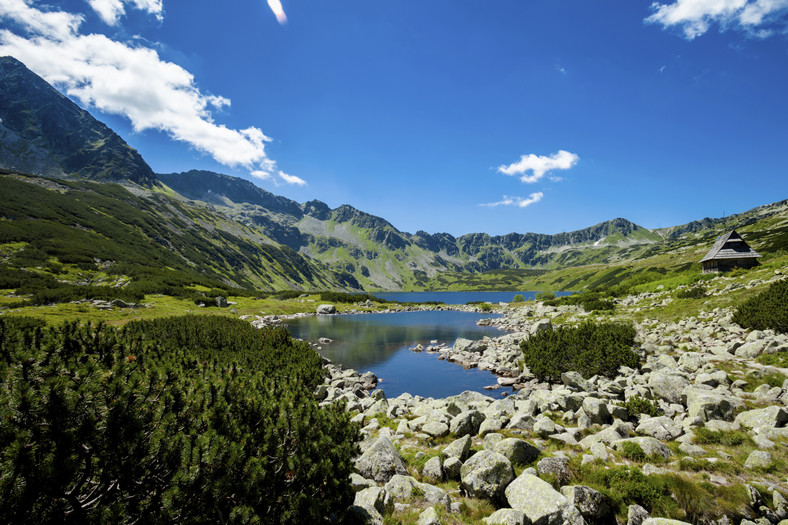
[685,388,746,422]
[582,397,611,425]
[317,304,337,315]
[636,416,683,441]
[383,475,451,508]
[648,372,690,405]
[417,506,441,525]
[422,421,450,438]
[536,456,571,485]
[214,296,228,308]
[450,410,485,436]
[504,473,578,525]
[744,450,773,470]
[561,371,591,392]
[460,450,515,501]
[483,508,528,525]
[443,456,462,481]
[561,485,610,521]
[356,436,408,483]
[443,435,472,460]
[494,438,540,466]
[735,406,788,433]
[422,456,444,483]
[627,504,650,525]
[354,486,392,516]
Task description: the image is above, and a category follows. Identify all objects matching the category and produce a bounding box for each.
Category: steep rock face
[158,170,304,217]
[0,56,156,185]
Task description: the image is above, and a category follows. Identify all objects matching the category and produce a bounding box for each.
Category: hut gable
[700,230,762,273]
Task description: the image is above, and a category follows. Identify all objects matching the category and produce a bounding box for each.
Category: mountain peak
[0,56,157,185]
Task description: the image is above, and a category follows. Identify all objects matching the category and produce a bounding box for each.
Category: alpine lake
[284,291,570,398]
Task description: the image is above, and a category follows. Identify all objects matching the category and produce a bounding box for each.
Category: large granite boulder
[536,456,571,485]
[316,304,337,314]
[450,409,485,436]
[611,437,672,460]
[460,450,515,501]
[648,372,690,405]
[383,475,451,508]
[505,473,584,525]
[356,436,408,483]
[354,486,392,516]
[636,416,683,441]
[422,456,444,483]
[443,434,472,460]
[561,485,611,521]
[483,509,528,525]
[494,438,540,466]
[735,406,788,433]
[685,387,746,422]
[582,397,611,425]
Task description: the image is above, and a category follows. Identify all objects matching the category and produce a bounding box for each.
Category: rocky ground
[269,269,788,524]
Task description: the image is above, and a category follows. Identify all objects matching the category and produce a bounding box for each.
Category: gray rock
[350,472,377,492]
[422,421,450,438]
[578,419,633,449]
[685,388,745,422]
[354,486,392,515]
[417,506,441,525]
[735,406,788,433]
[383,475,451,508]
[460,450,514,501]
[443,456,462,481]
[483,508,528,525]
[678,442,706,457]
[479,416,506,435]
[533,416,557,437]
[582,397,611,425]
[504,473,575,525]
[562,371,591,392]
[443,434,472,460]
[494,438,540,466]
[214,296,228,308]
[422,456,444,483]
[561,485,610,521]
[648,372,690,404]
[356,436,408,483]
[612,437,672,460]
[450,409,485,436]
[507,412,536,431]
[627,504,650,525]
[536,456,571,485]
[316,304,337,314]
[348,504,384,525]
[483,433,505,450]
[744,450,773,470]
[636,416,683,441]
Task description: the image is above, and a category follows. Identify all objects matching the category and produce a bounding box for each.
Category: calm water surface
[371,290,573,304]
[285,310,507,398]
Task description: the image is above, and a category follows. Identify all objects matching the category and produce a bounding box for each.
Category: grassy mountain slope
[0,170,358,293]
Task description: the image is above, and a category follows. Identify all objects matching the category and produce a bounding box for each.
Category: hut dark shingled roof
[700,230,761,263]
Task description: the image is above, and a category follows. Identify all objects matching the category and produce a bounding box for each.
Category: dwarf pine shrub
[0,316,359,524]
[733,279,788,333]
[520,321,639,382]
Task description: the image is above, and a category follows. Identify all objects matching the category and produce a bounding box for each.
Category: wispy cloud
[251,170,306,186]
[0,0,302,184]
[481,192,544,208]
[497,150,579,184]
[645,0,788,39]
[87,0,163,26]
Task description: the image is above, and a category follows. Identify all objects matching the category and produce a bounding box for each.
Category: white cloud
[0,0,83,41]
[87,0,163,25]
[481,192,544,208]
[266,0,287,24]
[278,171,306,186]
[646,0,788,39]
[0,0,303,184]
[251,169,306,186]
[497,150,579,184]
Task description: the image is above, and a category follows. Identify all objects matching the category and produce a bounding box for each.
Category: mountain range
[1,55,786,292]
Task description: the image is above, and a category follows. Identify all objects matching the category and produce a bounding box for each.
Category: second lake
[285,310,507,399]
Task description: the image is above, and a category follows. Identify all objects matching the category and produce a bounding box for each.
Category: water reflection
[285,311,507,398]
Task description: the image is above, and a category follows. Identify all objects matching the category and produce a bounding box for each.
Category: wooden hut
[700,230,761,273]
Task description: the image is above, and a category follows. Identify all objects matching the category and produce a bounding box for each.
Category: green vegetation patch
[733,279,788,333]
[521,321,640,382]
[0,315,359,523]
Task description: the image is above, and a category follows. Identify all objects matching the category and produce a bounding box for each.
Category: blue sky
[1,0,787,236]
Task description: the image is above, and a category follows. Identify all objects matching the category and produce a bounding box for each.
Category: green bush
[619,442,647,462]
[535,291,556,302]
[520,321,640,382]
[621,395,660,418]
[582,297,615,312]
[733,279,788,333]
[0,316,359,523]
[692,427,754,447]
[512,294,524,303]
[675,285,706,299]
